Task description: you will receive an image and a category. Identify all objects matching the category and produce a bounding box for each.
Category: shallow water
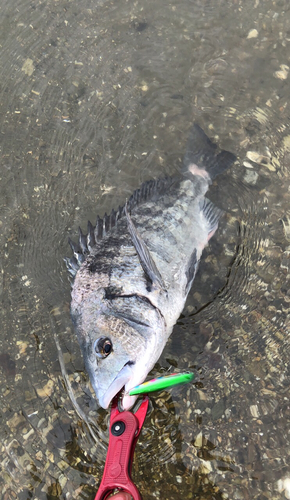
[1,0,290,498]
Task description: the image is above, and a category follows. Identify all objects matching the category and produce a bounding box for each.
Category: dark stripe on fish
[111,310,151,329]
[104,286,123,300]
[106,292,167,331]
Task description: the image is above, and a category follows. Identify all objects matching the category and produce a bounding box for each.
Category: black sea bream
[66,125,236,409]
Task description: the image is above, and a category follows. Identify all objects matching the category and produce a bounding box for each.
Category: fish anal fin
[201,198,223,239]
[125,204,166,291]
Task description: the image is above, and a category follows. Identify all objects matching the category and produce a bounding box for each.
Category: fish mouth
[98,362,138,410]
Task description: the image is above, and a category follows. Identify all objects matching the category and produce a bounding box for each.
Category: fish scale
[67,124,236,410]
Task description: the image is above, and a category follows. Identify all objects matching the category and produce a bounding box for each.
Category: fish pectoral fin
[125,204,166,291]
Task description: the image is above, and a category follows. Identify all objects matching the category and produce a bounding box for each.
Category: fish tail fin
[183,124,236,181]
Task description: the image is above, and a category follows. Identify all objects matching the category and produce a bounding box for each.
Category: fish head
[71,295,167,410]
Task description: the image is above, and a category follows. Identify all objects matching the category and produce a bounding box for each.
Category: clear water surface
[1,0,290,499]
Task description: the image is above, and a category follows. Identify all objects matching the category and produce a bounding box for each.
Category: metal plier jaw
[94,395,149,500]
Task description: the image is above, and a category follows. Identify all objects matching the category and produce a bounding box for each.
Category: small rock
[277,477,290,499]
[274,64,289,80]
[247,29,258,39]
[243,161,254,169]
[194,432,203,447]
[250,404,259,418]
[283,135,290,151]
[36,379,54,399]
[244,170,259,185]
[199,459,212,474]
[21,58,34,76]
[246,151,264,163]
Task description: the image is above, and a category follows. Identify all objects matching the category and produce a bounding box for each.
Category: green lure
[128,372,194,396]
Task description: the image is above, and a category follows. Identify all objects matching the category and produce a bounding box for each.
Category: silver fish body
[67,125,236,409]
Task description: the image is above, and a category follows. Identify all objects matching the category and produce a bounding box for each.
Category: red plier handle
[94,395,149,500]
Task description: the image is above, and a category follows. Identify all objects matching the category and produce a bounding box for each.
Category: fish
[66,124,236,410]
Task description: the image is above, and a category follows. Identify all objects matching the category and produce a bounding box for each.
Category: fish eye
[94,337,113,358]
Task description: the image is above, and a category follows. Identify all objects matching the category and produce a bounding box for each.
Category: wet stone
[212,398,226,420]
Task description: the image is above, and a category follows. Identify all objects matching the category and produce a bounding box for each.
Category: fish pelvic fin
[183,124,236,181]
[125,203,166,291]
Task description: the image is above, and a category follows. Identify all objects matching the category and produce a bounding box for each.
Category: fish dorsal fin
[125,203,166,291]
[66,177,175,278]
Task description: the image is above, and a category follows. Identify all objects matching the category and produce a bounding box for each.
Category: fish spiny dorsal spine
[65,177,176,278]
